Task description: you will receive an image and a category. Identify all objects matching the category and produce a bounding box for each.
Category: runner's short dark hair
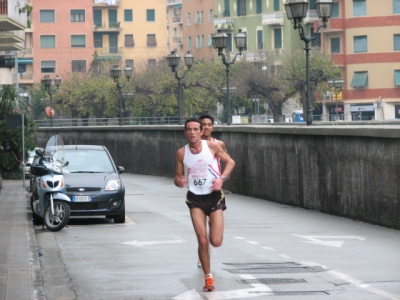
[199,114,214,125]
[184,118,203,130]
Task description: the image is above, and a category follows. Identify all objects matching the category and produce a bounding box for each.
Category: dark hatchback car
[62,145,125,223]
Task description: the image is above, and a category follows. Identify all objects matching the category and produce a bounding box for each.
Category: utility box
[292,110,304,122]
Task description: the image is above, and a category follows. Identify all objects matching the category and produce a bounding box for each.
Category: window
[147,34,157,46]
[72,60,86,72]
[257,30,263,49]
[18,64,26,74]
[40,35,55,48]
[147,59,156,70]
[40,10,55,22]
[350,71,368,88]
[257,0,262,13]
[194,12,203,23]
[41,60,56,73]
[354,35,367,53]
[196,35,204,48]
[310,27,321,47]
[223,0,230,16]
[331,2,339,17]
[274,0,280,11]
[331,37,340,53]
[237,0,246,16]
[94,10,102,27]
[353,0,366,16]
[394,34,400,51]
[71,10,85,22]
[395,70,400,86]
[274,28,282,49]
[147,9,155,21]
[125,34,134,47]
[208,35,213,47]
[124,9,133,22]
[125,59,134,71]
[209,10,213,22]
[71,35,86,48]
[188,37,192,49]
[395,0,400,14]
[187,13,191,25]
[309,0,317,10]
[94,33,103,48]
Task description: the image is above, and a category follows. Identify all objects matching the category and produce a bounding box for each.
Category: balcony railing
[214,17,234,31]
[167,0,182,6]
[173,14,182,23]
[173,37,182,44]
[93,0,121,5]
[94,22,121,31]
[0,56,15,68]
[19,73,33,80]
[94,47,123,55]
[262,12,284,26]
[304,10,319,23]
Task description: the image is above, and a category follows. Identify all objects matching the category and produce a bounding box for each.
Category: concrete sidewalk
[0,179,44,300]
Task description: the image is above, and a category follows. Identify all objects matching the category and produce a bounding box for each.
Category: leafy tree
[279,49,342,113]
[0,85,36,177]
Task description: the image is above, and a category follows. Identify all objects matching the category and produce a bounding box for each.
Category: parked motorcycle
[30,135,71,231]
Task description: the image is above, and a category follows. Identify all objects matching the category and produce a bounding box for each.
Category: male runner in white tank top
[174,118,235,292]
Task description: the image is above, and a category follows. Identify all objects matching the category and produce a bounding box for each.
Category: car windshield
[58,149,115,173]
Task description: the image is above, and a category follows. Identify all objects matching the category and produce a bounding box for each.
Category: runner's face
[201,118,213,138]
[184,122,202,144]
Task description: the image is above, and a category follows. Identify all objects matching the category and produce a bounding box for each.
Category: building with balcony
[0,0,27,86]
[319,0,400,121]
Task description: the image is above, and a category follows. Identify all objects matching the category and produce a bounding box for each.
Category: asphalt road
[34,173,400,300]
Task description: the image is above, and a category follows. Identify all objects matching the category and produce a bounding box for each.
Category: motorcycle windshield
[44,135,66,174]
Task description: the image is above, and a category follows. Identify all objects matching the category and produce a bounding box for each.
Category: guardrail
[34,117,183,127]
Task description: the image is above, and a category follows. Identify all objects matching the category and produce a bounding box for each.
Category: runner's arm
[173,148,187,188]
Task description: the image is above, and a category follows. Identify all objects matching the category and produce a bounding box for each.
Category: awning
[17,57,33,65]
[350,104,374,112]
[350,72,368,88]
[174,4,182,8]
[395,70,400,86]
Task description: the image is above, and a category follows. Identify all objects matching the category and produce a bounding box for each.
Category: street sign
[6,114,22,129]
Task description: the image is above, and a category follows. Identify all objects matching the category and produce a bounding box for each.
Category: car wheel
[114,207,125,223]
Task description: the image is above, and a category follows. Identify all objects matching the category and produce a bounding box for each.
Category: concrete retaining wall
[35,125,400,230]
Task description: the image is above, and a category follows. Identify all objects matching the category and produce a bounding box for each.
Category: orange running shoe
[203,275,215,292]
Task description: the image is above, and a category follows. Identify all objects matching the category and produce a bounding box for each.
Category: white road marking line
[173,289,202,300]
[122,237,186,247]
[262,246,276,251]
[302,261,400,300]
[278,254,291,259]
[246,241,260,245]
[234,237,246,239]
[292,234,365,247]
[125,215,137,225]
[203,274,273,300]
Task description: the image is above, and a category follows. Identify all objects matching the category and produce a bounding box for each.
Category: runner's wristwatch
[221,175,228,181]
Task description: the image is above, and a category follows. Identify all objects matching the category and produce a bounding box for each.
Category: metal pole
[335,92,338,120]
[305,40,312,126]
[22,113,25,188]
[178,77,182,125]
[118,84,122,126]
[50,92,53,127]
[226,65,231,125]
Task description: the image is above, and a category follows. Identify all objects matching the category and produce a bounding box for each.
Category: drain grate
[250,291,329,296]
[225,262,301,268]
[239,278,306,284]
[226,267,323,274]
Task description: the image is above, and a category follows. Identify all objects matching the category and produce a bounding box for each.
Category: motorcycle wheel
[44,201,70,231]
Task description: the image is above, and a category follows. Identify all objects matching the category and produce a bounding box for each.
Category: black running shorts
[185,190,226,216]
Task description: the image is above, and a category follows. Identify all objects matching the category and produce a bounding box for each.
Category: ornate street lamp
[212,29,247,125]
[166,50,194,125]
[41,75,62,127]
[328,79,344,121]
[110,64,132,126]
[284,0,333,125]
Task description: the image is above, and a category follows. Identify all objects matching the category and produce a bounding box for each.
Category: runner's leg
[190,208,210,274]
[209,209,224,248]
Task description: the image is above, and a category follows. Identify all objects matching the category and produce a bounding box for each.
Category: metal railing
[34,116,183,127]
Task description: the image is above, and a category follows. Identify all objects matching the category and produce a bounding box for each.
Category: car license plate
[72,196,92,202]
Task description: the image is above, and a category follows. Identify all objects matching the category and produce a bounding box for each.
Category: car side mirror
[117,166,125,174]
[63,161,69,167]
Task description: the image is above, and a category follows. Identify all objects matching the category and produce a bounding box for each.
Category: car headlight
[105,180,120,191]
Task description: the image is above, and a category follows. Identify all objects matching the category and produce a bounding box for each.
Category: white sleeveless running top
[183,140,221,195]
